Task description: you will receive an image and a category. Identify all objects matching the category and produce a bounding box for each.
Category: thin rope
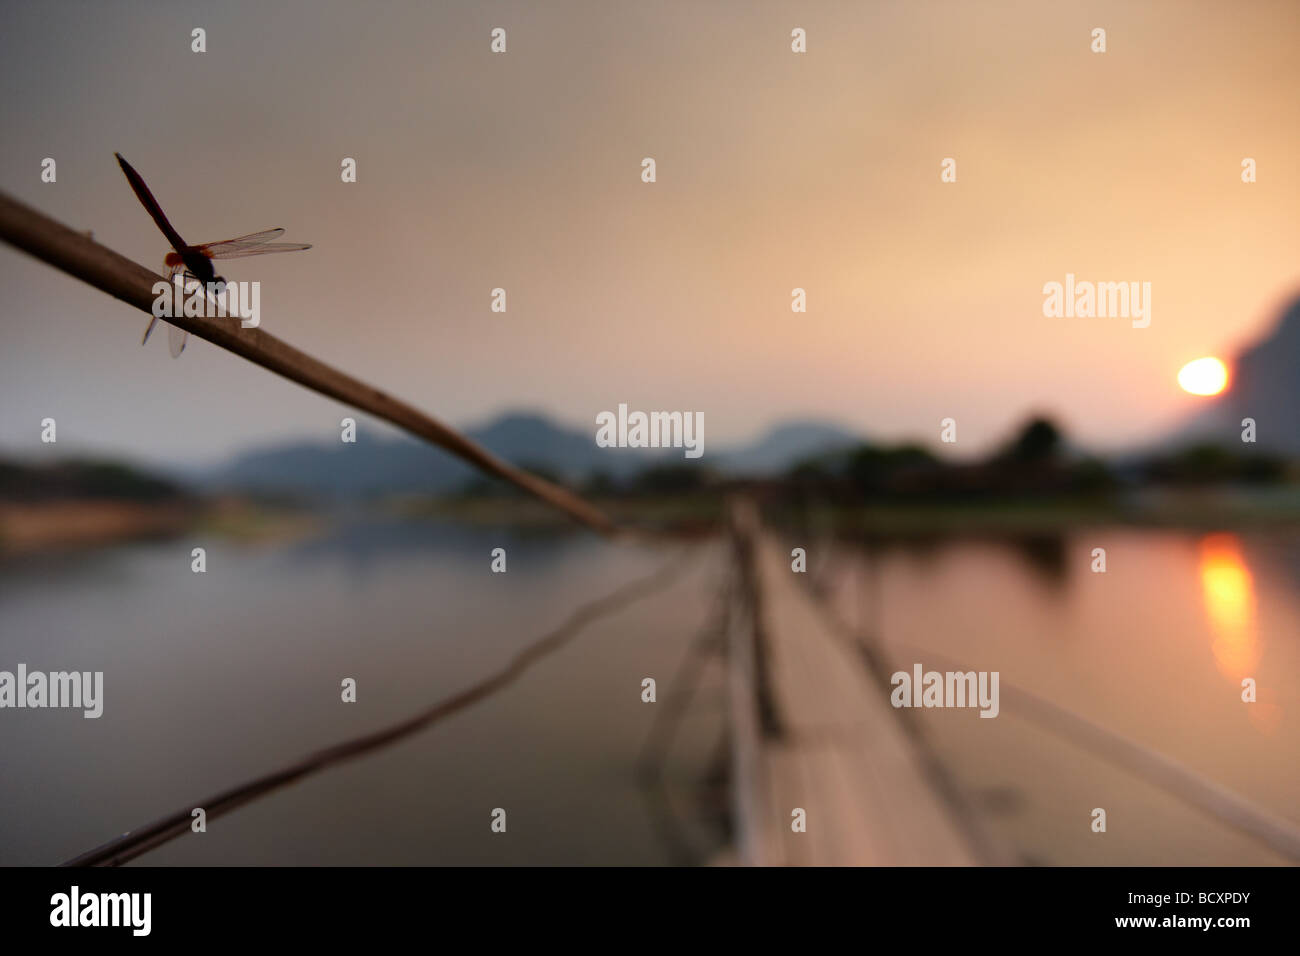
[63,549,699,866]
[889,640,1300,863]
[801,546,1300,863]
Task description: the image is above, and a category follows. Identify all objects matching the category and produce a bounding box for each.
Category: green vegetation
[0,458,188,502]
[770,416,1298,533]
[1140,443,1288,485]
[400,416,1300,536]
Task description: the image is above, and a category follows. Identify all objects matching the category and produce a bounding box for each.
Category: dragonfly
[115,153,311,356]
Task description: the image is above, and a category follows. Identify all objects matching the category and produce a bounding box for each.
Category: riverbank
[0,498,321,553]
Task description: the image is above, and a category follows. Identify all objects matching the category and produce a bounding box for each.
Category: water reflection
[0,521,725,865]
[4,521,1296,864]
[1198,533,1260,680]
[825,526,1299,863]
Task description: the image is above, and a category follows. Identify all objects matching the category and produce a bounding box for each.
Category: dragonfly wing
[195,229,285,254]
[205,242,312,260]
[142,316,159,345]
[167,323,189,358]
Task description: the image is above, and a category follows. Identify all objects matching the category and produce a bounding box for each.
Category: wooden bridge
[723,498,988,865]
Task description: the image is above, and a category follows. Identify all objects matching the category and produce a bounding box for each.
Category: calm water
[0,519,728,865]
[2,520,1297,865]
[817,528,1300,865]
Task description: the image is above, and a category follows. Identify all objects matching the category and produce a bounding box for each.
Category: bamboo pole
[724,496,768,865]
[0,191,621,537]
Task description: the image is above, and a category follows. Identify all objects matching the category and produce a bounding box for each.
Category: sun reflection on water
[1197,533,1277,732]
[1198,533,1259,677]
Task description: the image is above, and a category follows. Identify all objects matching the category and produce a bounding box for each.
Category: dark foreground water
[0,519,728,865]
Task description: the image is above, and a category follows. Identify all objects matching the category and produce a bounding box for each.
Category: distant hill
[718,421,862,474]
[1167,294,1300,456]
[209,413,650,498]
[208,413,865,498]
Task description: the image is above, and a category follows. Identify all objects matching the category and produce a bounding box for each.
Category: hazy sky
[2,0,1297,467]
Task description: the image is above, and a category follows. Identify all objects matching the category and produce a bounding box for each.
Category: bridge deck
[727,506,980,865]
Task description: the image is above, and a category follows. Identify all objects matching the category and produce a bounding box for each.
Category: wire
[805,546,1300,864]
[62,548,700,866]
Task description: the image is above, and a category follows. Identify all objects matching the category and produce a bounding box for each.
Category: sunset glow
[1178,357,1229,396]
[1198,534,1261,693]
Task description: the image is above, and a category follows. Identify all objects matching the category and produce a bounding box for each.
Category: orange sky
[1,0,1297,464]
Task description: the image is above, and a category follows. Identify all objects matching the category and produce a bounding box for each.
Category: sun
[1178,357,1229,396]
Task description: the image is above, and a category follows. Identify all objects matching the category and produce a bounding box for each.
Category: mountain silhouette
[720,420,862,473]
[209,412,863,497]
